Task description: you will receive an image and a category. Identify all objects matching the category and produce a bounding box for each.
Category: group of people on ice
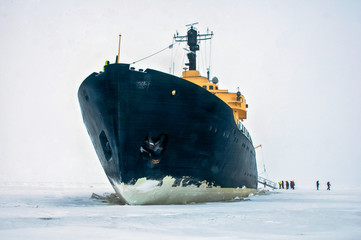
[316,180,331,190]
[277,180,332,190]
[278,180,295,190]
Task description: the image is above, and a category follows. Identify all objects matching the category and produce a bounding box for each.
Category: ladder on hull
[258,176,278,189]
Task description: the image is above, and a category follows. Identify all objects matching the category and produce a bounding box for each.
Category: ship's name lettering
[135,80,151,89]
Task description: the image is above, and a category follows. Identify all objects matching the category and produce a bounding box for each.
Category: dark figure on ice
[327,181,331,190]
[281,181,284,189]
[316,180,320,190]
[290,180,295,190]
[286,181,289,190]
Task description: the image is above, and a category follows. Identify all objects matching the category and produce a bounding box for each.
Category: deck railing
[258,176,278,189]
[236,120,252,143]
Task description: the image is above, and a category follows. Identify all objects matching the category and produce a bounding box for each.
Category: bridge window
[215,87,218,90]
[202,85,207,89]
[209,86,214,90]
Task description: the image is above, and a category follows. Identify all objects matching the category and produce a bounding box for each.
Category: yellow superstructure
[182,70,247,122]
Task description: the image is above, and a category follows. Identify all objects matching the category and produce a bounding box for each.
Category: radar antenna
[185,22,199,27]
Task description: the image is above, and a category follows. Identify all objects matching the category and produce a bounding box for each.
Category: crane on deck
[254,144,278,189]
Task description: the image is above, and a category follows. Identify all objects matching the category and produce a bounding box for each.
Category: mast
[116,34,122,63]
[174,23,213,71]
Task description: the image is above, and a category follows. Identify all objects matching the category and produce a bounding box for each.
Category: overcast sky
[1,0,360,187]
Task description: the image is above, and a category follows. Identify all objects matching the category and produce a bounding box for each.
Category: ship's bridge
[182,70,247,122]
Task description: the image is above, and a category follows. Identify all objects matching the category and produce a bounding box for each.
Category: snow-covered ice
[113,176,261,205]
[1,182,361,240]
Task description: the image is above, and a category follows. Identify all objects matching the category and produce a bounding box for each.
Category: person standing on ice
[286,181,289,189]
[316,180,320,190]
[282,181,284,189]
[327,181,331,190]
[291,180,295,190]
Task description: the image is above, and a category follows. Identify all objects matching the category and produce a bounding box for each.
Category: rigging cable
[198,37,207,71]
[209,36,213,80]
[204,35,207,70]
[258,145,268,179]
[171,42,181,75]
[130,44,174,65]
[181,50,186,71]
[200,42,205,74]
[169,39,175,74]
[203,30,208,76]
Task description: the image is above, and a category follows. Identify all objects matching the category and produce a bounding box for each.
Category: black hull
[78,64,258,193]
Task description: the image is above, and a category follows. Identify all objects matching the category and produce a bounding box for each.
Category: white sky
[1,0,360,186]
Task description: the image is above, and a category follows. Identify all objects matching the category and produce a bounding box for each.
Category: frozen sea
[1,182,361,240]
